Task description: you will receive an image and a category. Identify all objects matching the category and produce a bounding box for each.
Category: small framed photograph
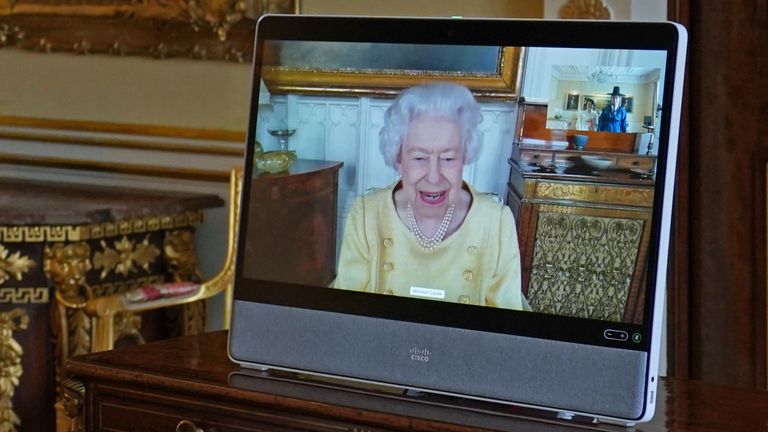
[565,93,580,111]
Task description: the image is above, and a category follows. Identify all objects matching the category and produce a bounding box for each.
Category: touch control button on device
[603,329,629,341]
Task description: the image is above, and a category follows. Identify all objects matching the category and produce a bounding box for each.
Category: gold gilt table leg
[164,230,205,335]
[61,378,84,432]
[0,308,29,432]
[44,243,94,393]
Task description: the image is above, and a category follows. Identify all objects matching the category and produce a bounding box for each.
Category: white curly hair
[379,82,483,168]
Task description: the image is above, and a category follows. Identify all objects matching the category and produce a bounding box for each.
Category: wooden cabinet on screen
[242,159,343,287]
[508,101,657,324]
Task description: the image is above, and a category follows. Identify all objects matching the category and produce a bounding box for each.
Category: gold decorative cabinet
[508,145,656,324]
[0,177,223,431]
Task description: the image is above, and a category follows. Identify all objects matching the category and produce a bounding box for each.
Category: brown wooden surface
[519,103,637,153]
[0,177,224,225]
[243,159,343,287]
[67,330,768,432]
[3,304,55,432]
[667,0,768,389]
[666,0,691,385]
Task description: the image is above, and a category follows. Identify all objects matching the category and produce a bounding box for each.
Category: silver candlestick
[267,128,296,151]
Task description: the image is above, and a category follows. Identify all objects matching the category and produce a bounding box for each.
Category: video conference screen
[241,40,669,326]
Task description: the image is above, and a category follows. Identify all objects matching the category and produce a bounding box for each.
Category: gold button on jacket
[335,181,524,310]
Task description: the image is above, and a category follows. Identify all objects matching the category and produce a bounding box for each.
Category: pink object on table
[123,281,199,303]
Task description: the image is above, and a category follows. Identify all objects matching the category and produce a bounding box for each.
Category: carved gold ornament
[527,212,644,322]
[0,1,298,61]
[164,229,205,334]
[0,244,35,286]
[164,230,200,282]
[0,308,28,432]
[93,235,160,280]
[67,309,91,359]
[44,242,92,304]
[113,312,144,346]
[535,182,654,208]
[187,0,247,41]
[559,0,613,20]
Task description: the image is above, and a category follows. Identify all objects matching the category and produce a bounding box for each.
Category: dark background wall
[669,0,768,389]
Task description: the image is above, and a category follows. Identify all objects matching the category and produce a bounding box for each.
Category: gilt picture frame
[565,93,580,110]
[0,0,299,61]
[261,44,524,99]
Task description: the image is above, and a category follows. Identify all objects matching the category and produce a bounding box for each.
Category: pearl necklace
[407,202,455,252]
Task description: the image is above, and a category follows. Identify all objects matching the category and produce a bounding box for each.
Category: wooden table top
[67,331,768,431]
[252,159,343,179]
[0,177,224,225]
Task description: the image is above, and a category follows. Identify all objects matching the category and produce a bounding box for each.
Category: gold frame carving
[558,0,613,20]
[0,0,299,61]
[262,46,524,100]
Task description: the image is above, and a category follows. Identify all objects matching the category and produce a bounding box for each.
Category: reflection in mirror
[545,66,660,135]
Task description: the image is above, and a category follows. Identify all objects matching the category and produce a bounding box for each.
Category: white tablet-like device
[229,15,687,425]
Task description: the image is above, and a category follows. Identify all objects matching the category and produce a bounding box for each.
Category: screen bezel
[233,15,684,352]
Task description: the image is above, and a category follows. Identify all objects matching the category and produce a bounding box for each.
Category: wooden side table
[65,331,768,432]
[0,177,223,431]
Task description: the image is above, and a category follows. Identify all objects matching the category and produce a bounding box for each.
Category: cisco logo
[409,347,431,362]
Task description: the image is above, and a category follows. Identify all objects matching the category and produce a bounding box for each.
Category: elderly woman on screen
[335,83,525,310]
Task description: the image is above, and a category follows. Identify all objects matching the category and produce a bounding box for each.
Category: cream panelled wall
[0,49,252,129]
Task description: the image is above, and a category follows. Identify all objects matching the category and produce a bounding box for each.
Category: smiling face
[397,116,465,219]
[611,94,622,108]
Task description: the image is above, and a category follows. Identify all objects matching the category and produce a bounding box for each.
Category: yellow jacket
[335,182,523,310]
